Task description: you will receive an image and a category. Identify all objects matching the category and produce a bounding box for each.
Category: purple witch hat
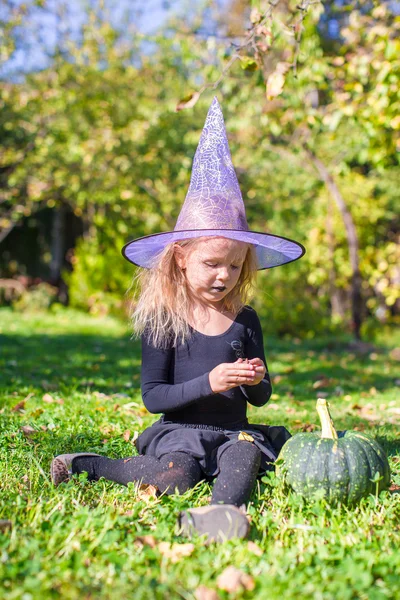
[122,97,305,269]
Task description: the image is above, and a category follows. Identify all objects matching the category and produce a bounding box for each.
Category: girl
[51,98,304,542]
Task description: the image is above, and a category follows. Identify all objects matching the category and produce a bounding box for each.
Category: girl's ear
[174,244,186,270]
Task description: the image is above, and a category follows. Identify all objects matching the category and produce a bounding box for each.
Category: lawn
[0,307,399,600]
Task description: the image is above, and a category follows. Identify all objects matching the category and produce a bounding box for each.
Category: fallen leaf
[352,403,379,422]
[247,541,263,556]
[194,585,219,600]
[297,423,316,432]
[42,393,64,405]
[238,432,254,442]
[12,399,26,412]
[123,430,131,442]
[0,520,12,532]
[135,535,157,548]
[313,378,331,389]
[158,542,195,563]
[272,375,283,384]
[267,403,280,410]
[93,391,111,400]
[217,566,255,592]
[42,393,55,403]
[353,424,367,431]
[137,484,158,503]
[21,425,37,437]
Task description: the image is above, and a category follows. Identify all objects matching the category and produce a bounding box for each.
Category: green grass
[0,307,399,600]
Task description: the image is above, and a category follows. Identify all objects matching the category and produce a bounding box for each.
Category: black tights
[73,442,261,507]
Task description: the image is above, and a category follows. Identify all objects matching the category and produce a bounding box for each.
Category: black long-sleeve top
[140,306,272,428]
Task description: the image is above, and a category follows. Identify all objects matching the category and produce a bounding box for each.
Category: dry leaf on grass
[194,585,219,600]
[123,430,131,442]
[158,542,195,563]
[247,541,263,556]
[12,399,26,412]
[0,520,12,532]
[352,403,379,422]
[136,484,159,503]
[312,378,331,389]
[42,393,64,405]
[217,566,255,593]
[21,425,37,437]
[135,535,157,548]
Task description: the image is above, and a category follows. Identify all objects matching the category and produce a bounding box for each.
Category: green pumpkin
[279,399,391,504]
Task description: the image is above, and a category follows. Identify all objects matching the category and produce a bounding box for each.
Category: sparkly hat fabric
[122,97,305,270]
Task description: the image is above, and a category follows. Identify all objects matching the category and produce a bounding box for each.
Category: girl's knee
[157,452,202,495]
[221,442,261,468]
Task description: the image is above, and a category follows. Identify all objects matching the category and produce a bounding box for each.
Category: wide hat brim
[122,229,305,270]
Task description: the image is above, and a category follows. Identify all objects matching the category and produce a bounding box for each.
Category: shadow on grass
[1,331,397,401]
[1,332,141,396]
[376,436,400,458]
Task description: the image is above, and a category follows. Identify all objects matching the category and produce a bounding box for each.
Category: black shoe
[178,504,250,543]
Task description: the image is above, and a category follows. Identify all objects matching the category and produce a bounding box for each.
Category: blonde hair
[130,237,258,348]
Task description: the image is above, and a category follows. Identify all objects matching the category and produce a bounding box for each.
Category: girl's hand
[209,358,257,393]
[243,357,266,386]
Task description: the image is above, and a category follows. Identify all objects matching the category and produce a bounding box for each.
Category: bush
[13,282,58,312]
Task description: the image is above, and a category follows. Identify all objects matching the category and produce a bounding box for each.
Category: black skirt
[135,417,291,477]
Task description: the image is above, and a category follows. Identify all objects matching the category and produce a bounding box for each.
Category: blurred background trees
[0,0,399,339]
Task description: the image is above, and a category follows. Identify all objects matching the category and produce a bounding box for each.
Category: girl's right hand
[209,359,256,393]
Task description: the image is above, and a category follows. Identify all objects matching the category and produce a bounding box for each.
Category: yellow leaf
[136,484,158,503]
[238,431,254,442]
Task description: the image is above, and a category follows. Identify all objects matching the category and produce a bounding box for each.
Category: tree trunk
[305,146,363,339]
[326,199,345,319]
[50,204,68,303]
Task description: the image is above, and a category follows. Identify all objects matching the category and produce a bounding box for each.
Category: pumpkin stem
[316,398,338,440]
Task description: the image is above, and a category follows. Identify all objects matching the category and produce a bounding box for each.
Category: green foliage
[13,282,58,313]
[1,2,399,338]
[0,309,399,599]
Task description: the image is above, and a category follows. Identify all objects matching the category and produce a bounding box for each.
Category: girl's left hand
[237,357,266,386]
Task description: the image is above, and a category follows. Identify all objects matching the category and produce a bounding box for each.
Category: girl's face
[175,237,248,307]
